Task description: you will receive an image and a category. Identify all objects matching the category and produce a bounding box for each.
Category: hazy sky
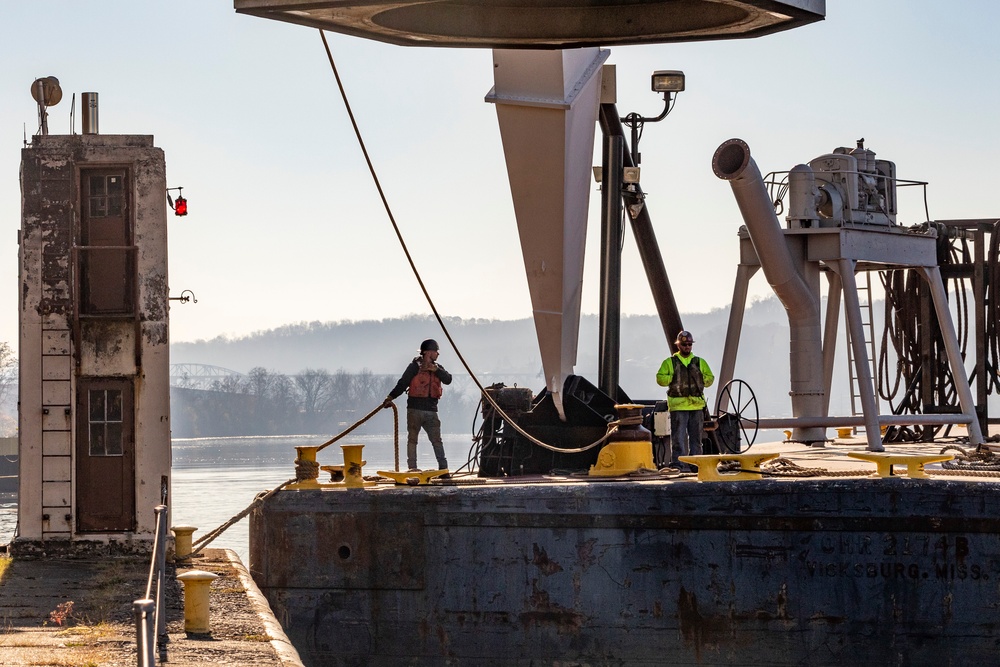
[2,1,999,349]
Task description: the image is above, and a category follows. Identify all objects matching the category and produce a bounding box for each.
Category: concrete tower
[17,127,171,553]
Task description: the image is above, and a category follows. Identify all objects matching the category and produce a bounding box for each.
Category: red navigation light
[174,196,188,216]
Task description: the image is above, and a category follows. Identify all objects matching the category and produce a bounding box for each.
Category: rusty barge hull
[250,478,1000,666]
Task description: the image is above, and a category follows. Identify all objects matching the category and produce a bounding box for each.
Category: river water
[0,433,476,561]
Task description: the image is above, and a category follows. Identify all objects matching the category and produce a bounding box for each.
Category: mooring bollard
[171,525,197,559]
[341,444,367,487]
[176,570,219,634]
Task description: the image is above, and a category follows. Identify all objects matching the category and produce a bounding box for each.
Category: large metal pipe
[713,138,826,442]
[81,92,98,134]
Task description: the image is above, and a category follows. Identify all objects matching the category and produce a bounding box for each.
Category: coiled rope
[876,221,1000,443]
[718,458,872,478]
[939,444,1000,473]
[317,30,634,457]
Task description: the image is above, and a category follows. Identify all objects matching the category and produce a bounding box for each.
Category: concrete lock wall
[250,480,1000,666]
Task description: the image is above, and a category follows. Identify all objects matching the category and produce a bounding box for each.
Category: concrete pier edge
[224,548,305,667]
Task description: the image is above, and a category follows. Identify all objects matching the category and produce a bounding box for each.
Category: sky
[2,1,999,350]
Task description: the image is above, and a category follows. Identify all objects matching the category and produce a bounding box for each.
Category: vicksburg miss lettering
[800,533,991,582]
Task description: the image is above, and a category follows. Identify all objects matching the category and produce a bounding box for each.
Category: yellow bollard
[290,443,377,489]
[288,445,322,489]
[176,570,219,634]
[171,525,197,560]
[678,453,780,482]
[847,451,954,479]
[341,444,367,487]
[588,404,655,477]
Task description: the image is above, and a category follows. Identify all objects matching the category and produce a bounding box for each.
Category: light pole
[597,70,685,399]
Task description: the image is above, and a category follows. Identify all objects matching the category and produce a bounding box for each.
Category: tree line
[170,366,482,438]
[0,342,16,436]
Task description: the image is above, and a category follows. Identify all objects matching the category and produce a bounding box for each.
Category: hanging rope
[189,479,296,555]
[317,30,620,457]
[191,400,403,551]
[314,402,393,454]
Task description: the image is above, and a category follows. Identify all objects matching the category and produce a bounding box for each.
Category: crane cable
[317,30,617,456]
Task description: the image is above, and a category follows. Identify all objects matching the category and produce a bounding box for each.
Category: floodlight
[651,70,685,93]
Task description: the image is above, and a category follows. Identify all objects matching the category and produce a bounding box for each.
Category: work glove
[382,397,393,409]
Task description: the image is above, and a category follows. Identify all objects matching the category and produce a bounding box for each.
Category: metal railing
[134,503,168,666]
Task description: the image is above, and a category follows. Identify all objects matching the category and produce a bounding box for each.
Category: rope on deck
[719,451,1000,478]
[719,458,872,478]
[938,444,1000,473]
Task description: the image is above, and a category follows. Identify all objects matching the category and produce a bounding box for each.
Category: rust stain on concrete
[520,579,584,634]
[531,543,564,576]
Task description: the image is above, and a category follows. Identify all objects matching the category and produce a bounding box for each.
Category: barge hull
[250,479,1000,666]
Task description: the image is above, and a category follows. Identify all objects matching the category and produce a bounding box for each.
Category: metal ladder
[846,271,880,433]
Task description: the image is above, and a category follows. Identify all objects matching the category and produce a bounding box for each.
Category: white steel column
[821,270,843,415]
[717,263,758,412]
[917,266,985,446]
[838,259,883,451]
[487,48,608,420]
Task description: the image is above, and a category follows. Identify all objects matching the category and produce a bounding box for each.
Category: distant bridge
[170,364,245,389]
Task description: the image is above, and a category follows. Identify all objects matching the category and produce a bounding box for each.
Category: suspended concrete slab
[234,0,825,49]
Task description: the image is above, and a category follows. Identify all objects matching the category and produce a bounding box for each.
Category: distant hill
[170,295,854,420]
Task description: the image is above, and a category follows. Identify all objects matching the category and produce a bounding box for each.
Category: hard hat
[676,330,694,344]
[420,339,440,352]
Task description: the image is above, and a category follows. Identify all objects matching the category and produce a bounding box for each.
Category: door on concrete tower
[79,169,134,315]
[76,378,135,532]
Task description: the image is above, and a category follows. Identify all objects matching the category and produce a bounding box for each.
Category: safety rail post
[154,504,167,662]
[136,503,169,665]
[133,598,155,667]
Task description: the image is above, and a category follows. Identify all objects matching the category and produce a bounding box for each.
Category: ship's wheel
[714,379,759,454]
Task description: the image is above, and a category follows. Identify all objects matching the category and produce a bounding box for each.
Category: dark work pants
[406,408,448,470]
[670,409,704,465]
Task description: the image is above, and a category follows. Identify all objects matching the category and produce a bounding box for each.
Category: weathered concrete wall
[18,134,170,543]
[251,479,1000,666]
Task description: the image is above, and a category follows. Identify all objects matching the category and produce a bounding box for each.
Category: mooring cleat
[677,453,780,482]
[320,465,344,483]
[847,452,954,478]
[378,469,450,485]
